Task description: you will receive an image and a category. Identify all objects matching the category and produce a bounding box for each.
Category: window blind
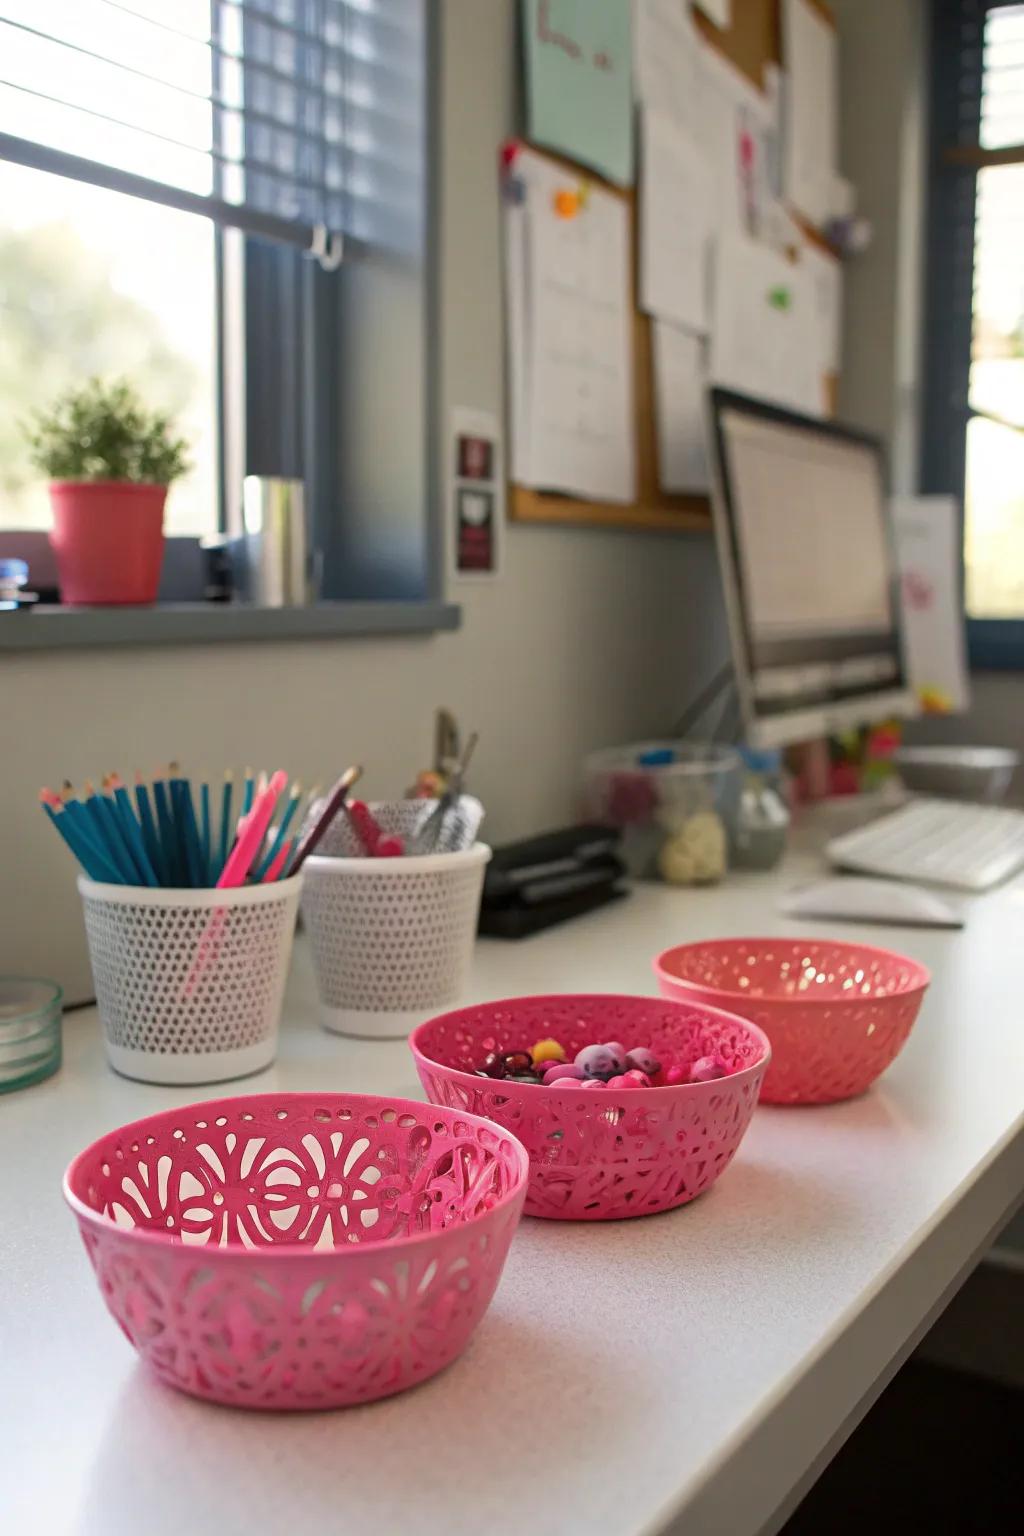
[0,0,426,263]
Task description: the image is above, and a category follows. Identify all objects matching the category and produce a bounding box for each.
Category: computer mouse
[779,877,964,929]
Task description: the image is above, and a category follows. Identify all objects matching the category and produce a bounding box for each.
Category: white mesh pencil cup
[300,845,491,1039]
[78,874,302,1085]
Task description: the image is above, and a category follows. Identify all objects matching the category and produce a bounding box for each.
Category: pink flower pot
[48,481,167,605]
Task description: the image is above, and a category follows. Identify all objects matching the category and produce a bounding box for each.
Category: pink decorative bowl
[655,938,930,1105]
[410,995,770,1221]
[63,1093,529,1410]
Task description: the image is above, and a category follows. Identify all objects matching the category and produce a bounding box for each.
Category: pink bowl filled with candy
[63,1093,529,1410]
[654,938,930,1105]
[410,995,770,1221]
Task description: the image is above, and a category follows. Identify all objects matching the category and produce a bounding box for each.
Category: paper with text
[709,233,822,417]
[781,0,838,227]
[639,108,714,334]
[892,496,970,713]
[523,0,634,185]
[504,147,636,503]
[653,322,709,492]
[698,41,776,239]
[632,0,703,135]
[801,236,843,377]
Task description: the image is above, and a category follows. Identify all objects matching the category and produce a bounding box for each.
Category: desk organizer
[411,994,769,1221]
[78,874,302,1085]
[654,938,930,1105]
[300,845,491,1038]
[63,1093,529,1410]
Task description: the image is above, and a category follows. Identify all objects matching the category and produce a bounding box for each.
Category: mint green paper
[522,0,634,186]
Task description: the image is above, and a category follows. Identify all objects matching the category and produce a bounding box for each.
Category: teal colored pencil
[57,787,123,879]
[217,771,233,879]
[83,782,139,883]
[241,767,255,817]
[254,782,301,880]
[172,772,204,887]
[134,773,166,884]
[108,777,158,886]
[40,794,122,883]
[152,774,182,885]
[200,781,212,884]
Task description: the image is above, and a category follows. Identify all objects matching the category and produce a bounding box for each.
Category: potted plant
[26,378,189,606]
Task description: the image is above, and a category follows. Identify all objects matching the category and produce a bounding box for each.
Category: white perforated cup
[300,844,491,1039]
[78,874,302,1086]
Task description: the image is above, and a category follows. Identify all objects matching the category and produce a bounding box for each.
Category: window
[0,0,432,605]
[923,0,1024,665]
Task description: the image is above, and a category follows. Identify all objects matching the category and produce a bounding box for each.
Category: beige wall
[0,0,724,996]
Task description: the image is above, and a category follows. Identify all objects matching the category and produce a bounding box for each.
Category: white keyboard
[827,798,1024,892]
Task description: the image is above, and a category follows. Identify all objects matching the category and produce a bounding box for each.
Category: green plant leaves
[24,377,190,486]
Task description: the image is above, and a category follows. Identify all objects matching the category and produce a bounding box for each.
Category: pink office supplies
[217,770,288,888]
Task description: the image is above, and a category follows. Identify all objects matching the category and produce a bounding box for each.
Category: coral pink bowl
[63,1093,529,1410]
[410,994,770,1222]
[655,938,930,1105]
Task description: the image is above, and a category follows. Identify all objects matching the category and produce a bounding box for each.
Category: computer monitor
[707,388,915,749]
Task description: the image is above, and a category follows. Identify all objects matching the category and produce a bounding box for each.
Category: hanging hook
[305,223,344,272]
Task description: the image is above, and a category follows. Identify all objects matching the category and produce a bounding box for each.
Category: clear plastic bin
[584,741,742,883]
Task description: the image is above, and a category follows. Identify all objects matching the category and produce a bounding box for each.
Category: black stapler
[479,824,628,938]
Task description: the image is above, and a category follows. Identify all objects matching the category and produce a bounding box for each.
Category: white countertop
[3,846,1024,1536]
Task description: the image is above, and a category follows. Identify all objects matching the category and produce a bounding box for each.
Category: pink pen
[217,770,288,888]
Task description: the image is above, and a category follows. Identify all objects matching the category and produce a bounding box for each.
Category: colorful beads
[473,1037,734,1088]
[689,1053,728,1082]
[625,1047,661,1076]
[574,1043,627,1081]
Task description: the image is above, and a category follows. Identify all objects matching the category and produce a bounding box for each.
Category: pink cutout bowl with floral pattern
[410,994,770,1221]
[64,1093,529,1410]
[655,938,930,1105]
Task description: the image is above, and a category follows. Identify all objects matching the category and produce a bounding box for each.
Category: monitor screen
[709,390,913,746]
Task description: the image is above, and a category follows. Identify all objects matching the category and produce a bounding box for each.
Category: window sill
[0,601,461,652]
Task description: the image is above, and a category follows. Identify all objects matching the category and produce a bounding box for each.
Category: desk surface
[4,849,1024,1536]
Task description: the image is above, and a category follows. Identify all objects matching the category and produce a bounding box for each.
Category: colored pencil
[217,771,233,877]
[287,765,363,874]
[152,773,181,885]
[254,781,301,880]
[107,775,157,886]
[81,781,137,883]
[263,837,295,882]
[218,771,288,887]
[57,783,117,873]
[134,772,165,883]
[200,781,211,884]
[39,792,121,883]
[170,767,204,888]
[241,767,255,818]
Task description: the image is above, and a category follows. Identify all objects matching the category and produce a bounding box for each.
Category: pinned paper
[522,0,634,186]
[639,107,713,334]
[782,0,838,227]
[653,322,709,493]
[709,233,821,416]
[892,497,970,714]
[504,145,636,502]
